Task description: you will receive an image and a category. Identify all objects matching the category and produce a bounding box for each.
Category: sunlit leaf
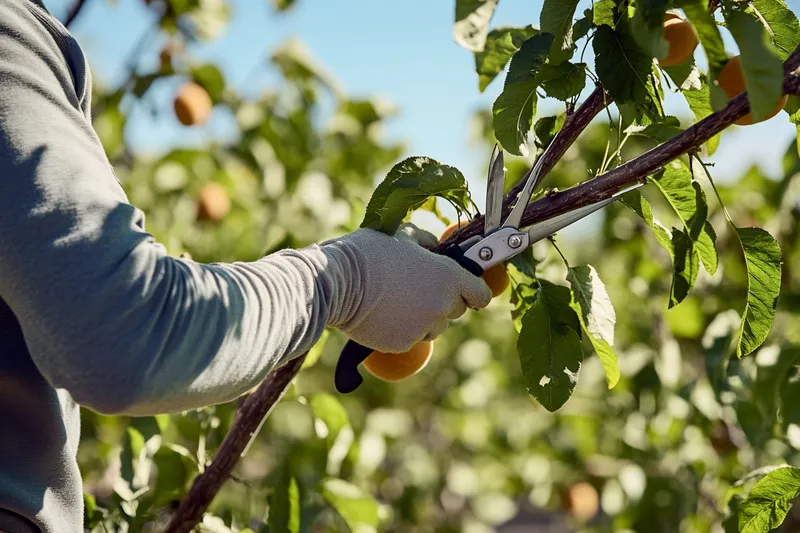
[517,281,582,411]
[593,22,654,104]
[748,0,800,61]
[475,26,538,92]
[309,393,350,448]
[682,75,721,155]
[726,11,785,123]
[536,62,587,100]
[621,189,673,251]
[738,466,800,533]
[533,113,567,153]
[567,265,620,388]
[454,0,499,52]
[630,0,670,59]
[624,115,683,143]
[669,228,699,308]
[593,0,616,27]
[735,227,782,357]
[191,64,225,102]
[268,467,301,533]
[540,0,581,64]
[361,157,471,234]
[493,33,554,155]
[681,1,727,78]
[321,478,380,529]
[153,444,197,506]
[663,59,702,91]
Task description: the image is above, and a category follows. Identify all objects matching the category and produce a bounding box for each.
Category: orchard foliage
[65,0,800,531]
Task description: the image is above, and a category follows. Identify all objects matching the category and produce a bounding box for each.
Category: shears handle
[333,244,485,394]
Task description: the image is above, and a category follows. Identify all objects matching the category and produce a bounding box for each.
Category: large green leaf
[309,393,349,449]
[593,22,654,104]
[152,444,196,506]
[454,0,499,52]
[321,478,380,529]
[621,189,673,251]
[624,115,683,143]
[517,281,583,411]
[663,59,702,91]
[748,0,800,61]
[669,228,700,308]
[361,157,471,234]
[567,265,620,388]
[681,75,721,155]
[738,467,800,533]
[735,227,782,357]
[726,11,785,123]
[540,0,581,64]
[630,0,670,59]
[492,33,554,156]
[533,113,567,153]
[536,62,587,100]
[475,26,538,92]
[650,160,718,275]
[681,1,727,78]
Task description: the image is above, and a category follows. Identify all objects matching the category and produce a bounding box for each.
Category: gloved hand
[321,223,492,353]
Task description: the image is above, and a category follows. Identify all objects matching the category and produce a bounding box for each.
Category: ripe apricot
[363,341,434,382]
[196,182,231,222]
[441,221,510,297]
[717,55,788,125]
[174,82,212,126]
[561,482,599,521]
[659,14,698,67]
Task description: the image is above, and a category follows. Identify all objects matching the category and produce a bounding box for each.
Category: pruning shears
[333,144,642,394]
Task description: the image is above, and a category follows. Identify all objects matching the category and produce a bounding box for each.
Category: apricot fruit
[717,55,788,125]
[174,82,212,126]
[441,221,510,297]
[561,482,600,521]
[659,14,698,67]
[196,182,231,222]
[363,341,434,382]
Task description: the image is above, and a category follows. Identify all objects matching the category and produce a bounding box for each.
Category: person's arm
[0,3,491,417]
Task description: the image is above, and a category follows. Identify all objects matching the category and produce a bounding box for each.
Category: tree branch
[163,355,306,533]
[64,0,88,27]
[165,45,800,533]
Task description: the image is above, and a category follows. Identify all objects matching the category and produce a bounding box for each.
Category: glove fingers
[448,297,468,320]
[423,317,450,341]
[459,272,492,310]
[395,223,440,251]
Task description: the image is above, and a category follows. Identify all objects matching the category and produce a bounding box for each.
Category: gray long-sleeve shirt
[0,2,366,531]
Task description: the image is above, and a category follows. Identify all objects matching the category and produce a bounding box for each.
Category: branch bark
[64,0,88,27]
[165,45,800,533]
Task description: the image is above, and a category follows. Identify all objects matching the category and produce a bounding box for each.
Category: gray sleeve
[0,2,363,416]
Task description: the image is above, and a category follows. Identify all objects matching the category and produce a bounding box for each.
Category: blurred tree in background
[53,0,800,531]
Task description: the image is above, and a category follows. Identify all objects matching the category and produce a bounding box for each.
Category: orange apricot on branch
[659,13,698,67]
[441,221,510,297]
[196,182,231,222]
[716,55,788,125]
[363,341,434,382]
[174,82,212,127]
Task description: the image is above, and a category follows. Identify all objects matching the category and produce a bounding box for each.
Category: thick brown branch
[163,355,306,533]
[166,45,800,533]
[64,0,88,27]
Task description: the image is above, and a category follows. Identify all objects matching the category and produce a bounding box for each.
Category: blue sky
[44,0,800,205]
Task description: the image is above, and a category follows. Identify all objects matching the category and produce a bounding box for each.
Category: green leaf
[735,228,782,357]
[269,467,301,533]
[682,75,721,155]
[650,161,718,274]
[785,95,800,124]
[624,115,683,143]
[309,393,350,448]
[191,64,225,102]
[593,0,616,27]
[454,0,499,52]
[726,11,785,123]
[301,329,329,369]
[517,281,583,411]
[536,62,587,100]
[533,113,567,153]
[475,26,538,92]
[738,467,800,533]
[361,157,471,234]
[593,22,655,104]
[780,365,800,428]
[120,427,145,487]
[630,0,670,59]
[153,444,197,506]
[681,1,727,78]
[567,265,620,388]
[540,0,581,64]
[662,60,702,91]
[493,33,554,156]
[748,0,800,61]
[573,10,593,42]
[509,247,539,279]
[321,478,380,529]
[621,189,673,251]
[669,228,700,308]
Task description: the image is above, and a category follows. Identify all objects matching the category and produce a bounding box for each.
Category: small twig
[64,0,88,27]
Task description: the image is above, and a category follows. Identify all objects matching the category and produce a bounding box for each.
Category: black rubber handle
[333,243,485,394]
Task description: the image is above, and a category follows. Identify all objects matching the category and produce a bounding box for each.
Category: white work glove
[321,224,492,353]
